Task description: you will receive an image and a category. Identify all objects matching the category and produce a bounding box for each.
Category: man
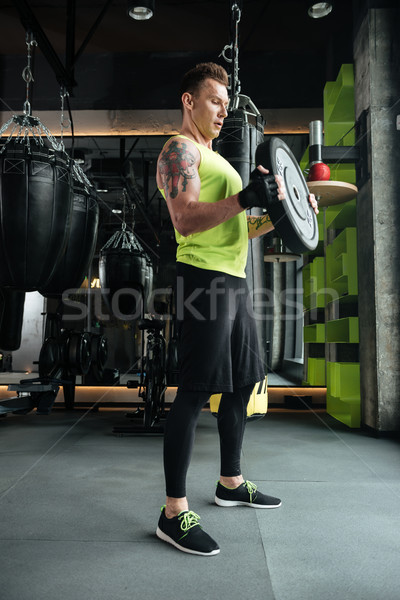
[155,62,318,556]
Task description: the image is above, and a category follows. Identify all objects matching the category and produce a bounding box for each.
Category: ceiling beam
[11,0,77,92]
[72,0,114,67]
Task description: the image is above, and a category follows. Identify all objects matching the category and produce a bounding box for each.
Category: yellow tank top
[159,135,248,278]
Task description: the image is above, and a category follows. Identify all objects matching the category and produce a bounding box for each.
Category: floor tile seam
[250,478,400,487]
[247,479,330,483]
[242,451,400,495]
[274,411,399,485]
[0,452,53,457]
[0,537,158,544]
[255,511,278,600]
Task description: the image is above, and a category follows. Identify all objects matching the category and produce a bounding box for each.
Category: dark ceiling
[0,0,355,110]
[0,0,355,272]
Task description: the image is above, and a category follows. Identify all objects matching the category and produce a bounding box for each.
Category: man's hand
[256,165,286,200]
[238,166,285,210]
[239,165,319,216]
[308,193,319,215]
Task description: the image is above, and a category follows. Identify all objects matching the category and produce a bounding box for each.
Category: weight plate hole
[293,185,300,202]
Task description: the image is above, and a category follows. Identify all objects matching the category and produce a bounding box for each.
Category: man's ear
[182,92,193,110]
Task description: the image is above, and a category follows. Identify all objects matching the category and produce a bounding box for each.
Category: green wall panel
[326,362,360,427]
[301,64,360,427]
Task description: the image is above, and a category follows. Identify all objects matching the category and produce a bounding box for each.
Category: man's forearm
[247,214,274,239]
[169,194,244,237]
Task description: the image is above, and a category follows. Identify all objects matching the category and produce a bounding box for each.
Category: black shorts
[175,262,265,393]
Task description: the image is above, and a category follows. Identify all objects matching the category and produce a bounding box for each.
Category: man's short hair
[180,62,229,98]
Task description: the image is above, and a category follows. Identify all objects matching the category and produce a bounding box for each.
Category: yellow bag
[209,376,268,422]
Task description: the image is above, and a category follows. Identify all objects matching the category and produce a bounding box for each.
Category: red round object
[308,162,331,181]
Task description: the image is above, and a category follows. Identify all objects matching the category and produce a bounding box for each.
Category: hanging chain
[0,31,64,153]
[219,1,241,105]
[22,31,37,116]
[59,86,71,150]
[122,188,127,225]
[218,1,261,117]
[231,2,241,102]
[101,188,144,252]
[131,199,136,233]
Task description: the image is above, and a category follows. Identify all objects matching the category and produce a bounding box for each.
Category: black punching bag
[0,139,73,291]
[99,225,153,318]
[40,174,99,298]
[0,288,26,351]
[215,106,267,369]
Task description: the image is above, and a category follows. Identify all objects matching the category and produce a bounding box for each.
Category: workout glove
[238,169,279,210]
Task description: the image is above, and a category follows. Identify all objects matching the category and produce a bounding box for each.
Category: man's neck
[180,123,213,149]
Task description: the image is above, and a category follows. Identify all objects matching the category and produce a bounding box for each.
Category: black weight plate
[39,337,63,379]
[255,137,319,253]
[90,334,108,379]
[68,331,92,376]
[80,333,92,375]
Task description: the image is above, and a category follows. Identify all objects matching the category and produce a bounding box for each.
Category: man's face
[189,78,229,140]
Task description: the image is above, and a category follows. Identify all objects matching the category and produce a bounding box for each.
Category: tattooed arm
[247,214,274,239]
[156,137,243,237]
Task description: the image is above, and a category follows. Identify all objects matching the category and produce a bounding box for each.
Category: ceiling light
[127,0,154,20]
[308,2,333,18]
[112,208,122,214]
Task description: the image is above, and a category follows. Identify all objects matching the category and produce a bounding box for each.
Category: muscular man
[155,62,318,556]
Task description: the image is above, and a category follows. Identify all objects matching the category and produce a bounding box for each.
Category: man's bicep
[157,139,200,200]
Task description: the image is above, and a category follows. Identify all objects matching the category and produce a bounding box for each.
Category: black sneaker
[156,506,220,556]
[215,480,282,509]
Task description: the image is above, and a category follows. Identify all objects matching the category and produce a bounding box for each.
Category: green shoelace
[178,510,201,533]
[244,480,258,502]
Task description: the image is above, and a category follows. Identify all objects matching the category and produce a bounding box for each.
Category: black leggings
[163,384,253,498]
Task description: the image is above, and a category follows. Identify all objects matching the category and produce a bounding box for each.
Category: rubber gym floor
[0,407,399,600]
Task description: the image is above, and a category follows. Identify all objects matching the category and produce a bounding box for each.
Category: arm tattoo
[158,140,197,199]
[247,215,272,233]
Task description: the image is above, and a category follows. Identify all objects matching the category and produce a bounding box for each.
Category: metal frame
[11,0,113,94]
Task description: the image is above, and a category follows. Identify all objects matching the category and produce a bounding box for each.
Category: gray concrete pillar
[354,7,400,433]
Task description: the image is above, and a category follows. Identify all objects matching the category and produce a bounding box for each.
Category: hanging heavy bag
[99,248,146,316]
[0,135,73,291]
[99,223,152,318]
[40,168,99,298]
[0,288,26,351]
